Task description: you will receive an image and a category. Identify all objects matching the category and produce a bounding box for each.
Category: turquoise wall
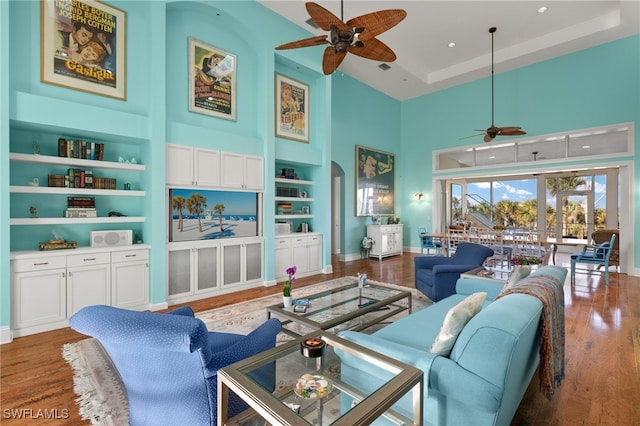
[1,1,638,333]
[331,74,401,254]
[399,35,640,261]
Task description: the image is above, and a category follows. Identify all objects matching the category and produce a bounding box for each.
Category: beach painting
[169,188,259,242]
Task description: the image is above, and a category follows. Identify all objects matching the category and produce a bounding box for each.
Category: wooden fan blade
[306,2,347,31]
[348,37,396,62]
[275,35,329,50]
[496,126,522,132]
[500,129,527,136]
[322,46,347,75]
[347,9,407,40]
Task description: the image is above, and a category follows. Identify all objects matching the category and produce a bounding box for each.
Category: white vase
[283,296,293,308]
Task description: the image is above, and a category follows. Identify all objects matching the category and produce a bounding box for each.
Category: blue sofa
[338,265,567,426]
[415,241,495,301]
[69,305,282,426]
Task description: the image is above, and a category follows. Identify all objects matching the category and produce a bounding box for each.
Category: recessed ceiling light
[582,145,591,149]
[538,6,548,14]
[448,42,456,48]
[489,156,495,159]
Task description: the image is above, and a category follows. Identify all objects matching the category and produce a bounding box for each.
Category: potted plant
[283,266,296,307]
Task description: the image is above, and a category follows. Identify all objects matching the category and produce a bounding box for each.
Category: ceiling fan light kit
[466,26,526,143]
[274,1,406,75]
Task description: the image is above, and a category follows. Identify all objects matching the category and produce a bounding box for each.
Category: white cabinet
[166,144,220,187]
[67,252,111,317]
[367,224,404,259]
[167,242,220,304]
[221,237,263,287]
[12,257,67,335]
[274,234,322,280]
[167,144,264,190]
[10,246,150,337]
[111,249,149,309]
[221,152,264,190]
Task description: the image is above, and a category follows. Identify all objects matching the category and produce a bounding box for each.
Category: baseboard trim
[0,326,14,345]
[148,302,169,311]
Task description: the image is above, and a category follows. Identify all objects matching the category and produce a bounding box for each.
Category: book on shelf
[48,174,66,187]
[65,208,97,218]
[58,138,104,160]
[67,196,96,208]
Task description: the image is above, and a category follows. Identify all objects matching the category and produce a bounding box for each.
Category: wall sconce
[413,192,424,201]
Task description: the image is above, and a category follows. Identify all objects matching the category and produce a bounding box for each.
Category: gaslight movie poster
[189,38,237,121]
[41,0,126,100]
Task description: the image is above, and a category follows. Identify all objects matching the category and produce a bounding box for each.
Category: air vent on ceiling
[305,18,319,29]
[378,63,391,71]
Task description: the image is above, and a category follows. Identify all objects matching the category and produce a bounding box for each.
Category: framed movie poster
[275,73,309,143]
[356,145,396,216]
[40,0,126,100]
[189,37,237,121]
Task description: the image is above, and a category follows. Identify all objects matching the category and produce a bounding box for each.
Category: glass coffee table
[266,280,412,337]
[218,331,423,426]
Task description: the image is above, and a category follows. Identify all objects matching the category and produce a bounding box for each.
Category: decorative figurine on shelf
[29,206,38,218]
[32,139,40,155]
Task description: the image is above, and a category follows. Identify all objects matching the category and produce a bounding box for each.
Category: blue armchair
[69,305,281,426]
[414,241,494,301]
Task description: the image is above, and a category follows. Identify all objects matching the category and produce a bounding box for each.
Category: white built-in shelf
[275,196,315,202]
[10,217,146,225]
[275,214,313,220]
[9,153,145,171]
[10,185,145,196]
[275,178,314,186]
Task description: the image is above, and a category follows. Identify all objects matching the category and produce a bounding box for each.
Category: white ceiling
[259,1,640,101]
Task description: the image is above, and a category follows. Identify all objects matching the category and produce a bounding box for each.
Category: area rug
[62,276,430,425]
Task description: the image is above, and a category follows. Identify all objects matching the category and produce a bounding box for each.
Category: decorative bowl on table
[300,337,326,358]
[294,374,333,399]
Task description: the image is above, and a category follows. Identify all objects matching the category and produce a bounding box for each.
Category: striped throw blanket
[496,274,565,400]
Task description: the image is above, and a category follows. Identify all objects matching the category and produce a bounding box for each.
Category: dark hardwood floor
[1,253,638,425]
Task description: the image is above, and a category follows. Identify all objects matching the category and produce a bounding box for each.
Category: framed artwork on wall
[189,37,237,121]
[40,0,127,100]
[275,73,309,143]
[356,145,396,217]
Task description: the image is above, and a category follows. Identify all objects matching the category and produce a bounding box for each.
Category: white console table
[367,224,403,260]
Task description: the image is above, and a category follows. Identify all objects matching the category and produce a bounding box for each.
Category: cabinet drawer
[292,236,308,245]
[67,252,110,267]
[12,256,66,272]
[275,238,291,247]
[308,235,322,244]
[112,249,149,263]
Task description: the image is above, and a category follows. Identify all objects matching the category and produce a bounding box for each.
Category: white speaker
[91,230,133,248]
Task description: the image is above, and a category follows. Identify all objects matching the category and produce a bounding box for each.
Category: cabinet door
[196,245,219,292]
[67,264,111,316]
[274,238,292,280]
[244,155,264,190]
[221,242,242,286]
[292,237,310,274]
[194,148,220,187]
[166,144,194,186]
[13,268,66,329]
[220,152,245,189]
[168,248,193,297]
[307,236,323,273]
[112,260,149,309]
[244,240,263,282]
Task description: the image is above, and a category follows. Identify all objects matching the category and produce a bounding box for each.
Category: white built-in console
[274,233,323,280]
[166,144,265,305]
[10,246,150,337]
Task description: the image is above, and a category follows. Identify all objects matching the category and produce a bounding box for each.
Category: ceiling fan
[468,27,526,143]
[274,1,407,75]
